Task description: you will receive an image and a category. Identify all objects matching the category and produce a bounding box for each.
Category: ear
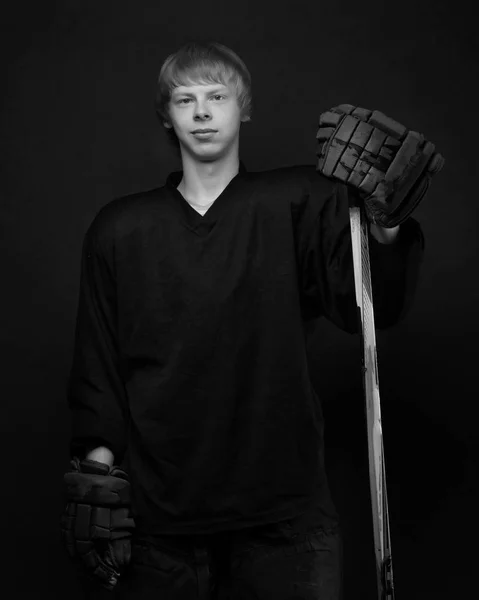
[241,115,251,123]
[163,121,173,129]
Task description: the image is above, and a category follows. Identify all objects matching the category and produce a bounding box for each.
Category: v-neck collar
[165,161,248,234]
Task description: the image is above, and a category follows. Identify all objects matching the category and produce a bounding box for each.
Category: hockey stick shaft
[349,202,395,600]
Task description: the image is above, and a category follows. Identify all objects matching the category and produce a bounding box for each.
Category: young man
[66,41,424,599]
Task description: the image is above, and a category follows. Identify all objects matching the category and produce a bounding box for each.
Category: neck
[177,150,240,206]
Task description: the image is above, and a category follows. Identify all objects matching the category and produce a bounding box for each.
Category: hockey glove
[61,457,135,591]
[316,103,445,228]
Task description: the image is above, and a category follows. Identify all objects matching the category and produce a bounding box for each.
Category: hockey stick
[349,199,395,600]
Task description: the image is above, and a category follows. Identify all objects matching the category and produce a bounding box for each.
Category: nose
[193,101,212,121]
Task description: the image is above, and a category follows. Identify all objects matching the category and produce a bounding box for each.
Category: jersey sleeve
[292,167,425,333]
[67,213,128,463]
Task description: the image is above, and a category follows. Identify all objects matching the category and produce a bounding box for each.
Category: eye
[176,94,225,104]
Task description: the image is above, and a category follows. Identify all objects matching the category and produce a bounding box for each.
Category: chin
[185,144,226,161]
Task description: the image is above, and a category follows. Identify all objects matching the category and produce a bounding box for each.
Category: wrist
[85,446,114,467]
[369,223,400,244]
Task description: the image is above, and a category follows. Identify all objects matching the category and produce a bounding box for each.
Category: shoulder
[251,165,343,218]
[250,164,338,197]
[85,185,168,246]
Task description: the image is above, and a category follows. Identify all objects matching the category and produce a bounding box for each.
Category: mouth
[191,129,217,134]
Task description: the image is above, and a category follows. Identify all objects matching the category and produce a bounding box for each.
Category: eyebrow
[172,86,228,98]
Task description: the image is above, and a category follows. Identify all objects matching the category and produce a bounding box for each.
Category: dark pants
[83,505,343,600]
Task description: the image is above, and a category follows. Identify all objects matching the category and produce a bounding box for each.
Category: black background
[1,1,477,598]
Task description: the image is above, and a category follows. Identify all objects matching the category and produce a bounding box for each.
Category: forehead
[171,81,230,95]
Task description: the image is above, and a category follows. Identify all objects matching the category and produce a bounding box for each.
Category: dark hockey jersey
[67,162,424,535]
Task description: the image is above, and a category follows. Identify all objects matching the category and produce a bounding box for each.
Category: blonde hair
[155,41,252,147]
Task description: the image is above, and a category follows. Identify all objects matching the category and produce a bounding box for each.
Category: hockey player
[62,41,430,599]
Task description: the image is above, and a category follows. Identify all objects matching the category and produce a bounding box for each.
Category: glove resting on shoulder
[316,103,445,228]
[61,457,136,591]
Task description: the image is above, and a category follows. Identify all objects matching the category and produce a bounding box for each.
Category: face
[164,81,246,160]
